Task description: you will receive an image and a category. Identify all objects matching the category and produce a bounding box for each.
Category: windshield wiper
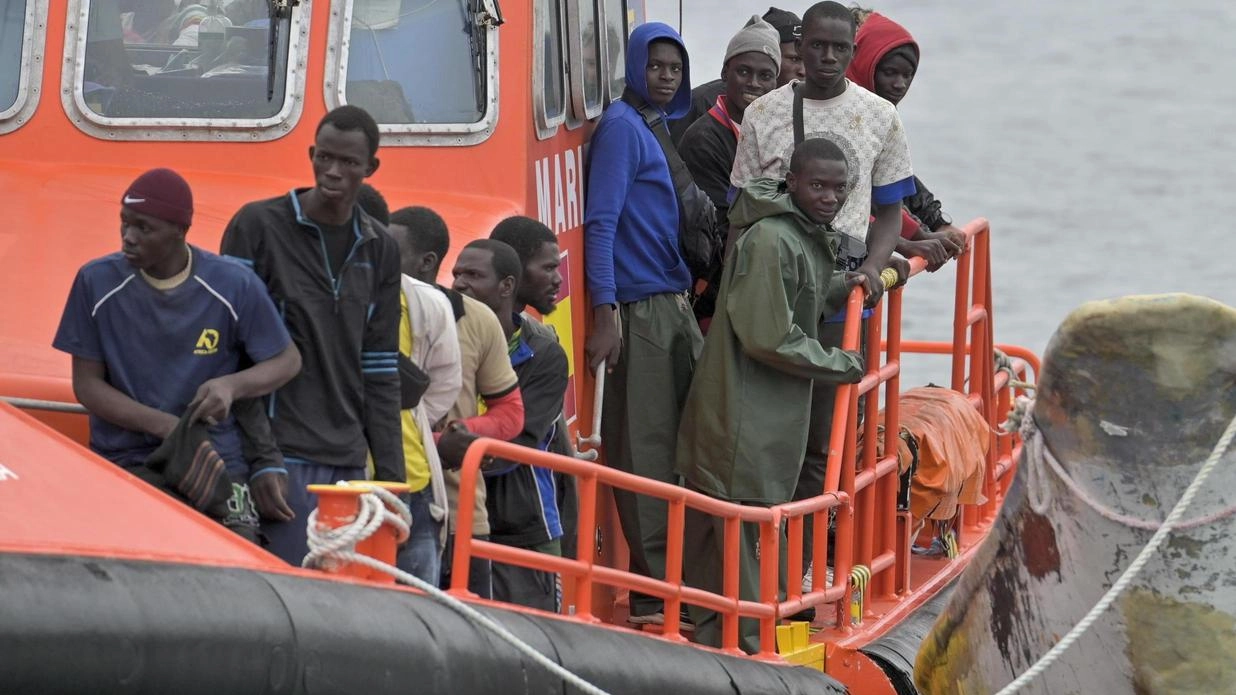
[267,0,300,101]
[462,0,504,114]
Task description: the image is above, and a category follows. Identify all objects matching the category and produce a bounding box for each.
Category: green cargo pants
[603,291,703,618]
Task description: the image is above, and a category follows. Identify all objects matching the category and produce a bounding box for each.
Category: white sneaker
[802,564,835,593]
[628,611,664,625]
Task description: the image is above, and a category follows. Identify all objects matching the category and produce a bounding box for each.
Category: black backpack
[620,88,723,283]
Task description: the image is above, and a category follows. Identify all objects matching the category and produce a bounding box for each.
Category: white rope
[303,482,611,695]
[996,401,1236,695]
[1013,397,1236,529]
[302,483,412,568]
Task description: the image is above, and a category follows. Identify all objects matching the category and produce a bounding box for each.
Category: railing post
[722,516,742,654]
[448,445,483,597]
[787,512,804,599]
[573,470,599,621]
[875,288,902,600]
[662,497,687,641]
[951,240,973,392]
[757,513,781,660]
[857,298,881,599]
[830,289,863,631]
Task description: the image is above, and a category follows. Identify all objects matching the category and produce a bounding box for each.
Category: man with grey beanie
[677,15,781,322]
[670,7,803,144]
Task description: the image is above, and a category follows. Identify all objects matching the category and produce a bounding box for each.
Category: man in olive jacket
[677,138,864,653]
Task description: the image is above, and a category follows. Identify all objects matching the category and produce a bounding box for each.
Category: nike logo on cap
[123,195,146,204]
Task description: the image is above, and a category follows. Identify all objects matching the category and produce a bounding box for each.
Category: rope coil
[996,399,1236,694]
[303,482,612,695]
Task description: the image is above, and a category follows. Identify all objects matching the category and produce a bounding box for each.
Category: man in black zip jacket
[220,105,405,565]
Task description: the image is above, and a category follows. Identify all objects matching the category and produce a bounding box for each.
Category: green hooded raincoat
[676,178,864,505]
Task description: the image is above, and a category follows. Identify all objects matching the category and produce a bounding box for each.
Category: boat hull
[0,552,846,695]
[915,294,1236,694]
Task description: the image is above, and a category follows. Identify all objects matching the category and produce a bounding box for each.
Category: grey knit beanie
[723,15,782,69]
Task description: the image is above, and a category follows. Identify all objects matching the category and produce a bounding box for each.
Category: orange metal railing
[448,218,1035,661]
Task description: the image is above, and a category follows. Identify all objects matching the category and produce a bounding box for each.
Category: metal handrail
[573,362,605,460]
[448,218,1032,662]
[1,397,87,414]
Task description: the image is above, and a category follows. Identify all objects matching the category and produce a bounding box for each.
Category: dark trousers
[262,463,364,566]
[792,319,869,571]
[440,533,493,599]
[683,489,787,655]
[604,292,703,617]
[492,538,561,612]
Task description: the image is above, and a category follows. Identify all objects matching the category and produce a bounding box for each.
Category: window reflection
[345,0,489,125]
[1,0,28,113]
[601,0,624,98]
[541,0,565,121]
[578,0,600,109]
[80,0,289,119]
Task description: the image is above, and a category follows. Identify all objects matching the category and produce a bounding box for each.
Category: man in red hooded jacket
[846,10,966,271]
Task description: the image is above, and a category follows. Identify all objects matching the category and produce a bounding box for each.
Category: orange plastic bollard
[307,481,410,583]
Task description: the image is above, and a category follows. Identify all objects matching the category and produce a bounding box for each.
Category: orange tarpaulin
[863,387,989,522]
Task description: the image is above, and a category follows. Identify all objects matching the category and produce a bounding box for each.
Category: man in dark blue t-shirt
[53,168,302,537]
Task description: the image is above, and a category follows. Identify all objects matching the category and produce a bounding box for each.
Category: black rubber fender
[858,578,958,695]
[0,553,847,695]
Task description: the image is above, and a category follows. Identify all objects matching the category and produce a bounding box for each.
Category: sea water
[648,0,1236,384]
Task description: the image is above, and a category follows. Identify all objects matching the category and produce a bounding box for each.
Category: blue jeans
[395,487,442,585]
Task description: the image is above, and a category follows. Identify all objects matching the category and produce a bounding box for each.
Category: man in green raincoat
[677,138,865,652]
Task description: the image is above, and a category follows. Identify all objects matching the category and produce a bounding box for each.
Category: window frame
[61,0,309,141]
[0,0,49,135]
[324,0,501,147]
[599,0,626,103]
[564,0,603,122]
[533,0,568,140]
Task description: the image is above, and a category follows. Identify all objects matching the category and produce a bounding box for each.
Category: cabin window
[601,0,625,99]
[0,0,27,114]
[542,0,566,122]
[341,0,490,126]
[72,0,298,124]
[1,0,47,132]
[532,0,567,139]
[566,0,602,120]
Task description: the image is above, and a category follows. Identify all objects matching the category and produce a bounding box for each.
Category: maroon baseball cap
[121,168,194,228]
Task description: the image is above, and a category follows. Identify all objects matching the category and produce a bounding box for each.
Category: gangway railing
[449,218,1038,663]
[449,436,851,658]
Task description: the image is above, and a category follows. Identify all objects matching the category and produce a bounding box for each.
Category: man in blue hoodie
[584,22,705,626]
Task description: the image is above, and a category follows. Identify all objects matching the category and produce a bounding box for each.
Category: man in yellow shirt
[389,207,523,597]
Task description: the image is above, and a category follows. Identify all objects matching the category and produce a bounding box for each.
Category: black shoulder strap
[792,82,805,148]
[621,87,694,197]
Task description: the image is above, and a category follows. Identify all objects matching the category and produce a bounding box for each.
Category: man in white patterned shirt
[729,0,916,589]
[731,0,914,301]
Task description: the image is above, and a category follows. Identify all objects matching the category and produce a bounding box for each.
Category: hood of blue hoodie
[625,22,692,119]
